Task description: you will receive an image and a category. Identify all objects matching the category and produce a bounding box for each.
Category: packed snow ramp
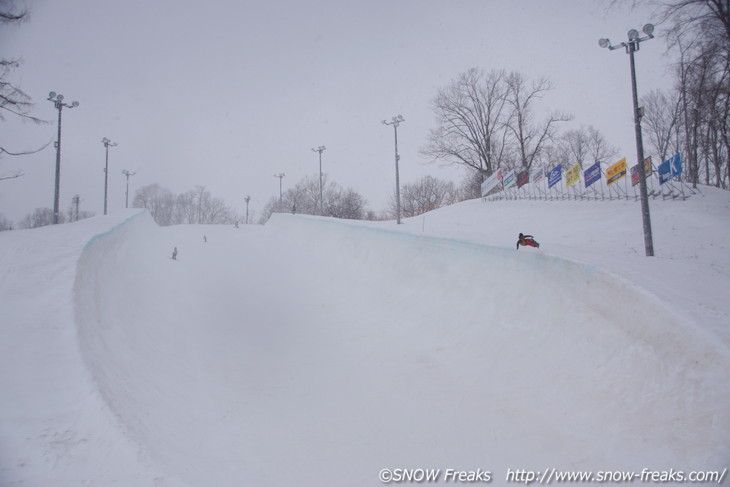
[73,212,730,486]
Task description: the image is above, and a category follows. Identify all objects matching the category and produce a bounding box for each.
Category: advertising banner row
[481,153,684,197]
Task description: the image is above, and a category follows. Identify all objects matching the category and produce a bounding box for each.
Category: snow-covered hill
[1,188,729,486]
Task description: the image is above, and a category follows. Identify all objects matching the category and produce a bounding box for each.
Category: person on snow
[172,247,178,260]
[516,233,539,249]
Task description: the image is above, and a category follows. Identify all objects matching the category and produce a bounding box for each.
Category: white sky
[0,0,674,222]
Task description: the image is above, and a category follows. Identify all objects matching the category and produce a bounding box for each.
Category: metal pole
[53,105,62,224]
[393,123,402,224]
[382,115,405,224]
[102,138,117,215]
[122,170,135,209]
[628,42,655,256]
[318,150,323,215]
[48,92,78,224]
[104,143,109,215]
[311,146,326,216]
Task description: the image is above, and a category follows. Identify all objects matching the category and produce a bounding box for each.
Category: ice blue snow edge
[267,212,601,276]
[81,210,150,253]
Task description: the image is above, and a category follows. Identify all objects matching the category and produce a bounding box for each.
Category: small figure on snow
[203,235,207,243]
[234,221,239,228]
[516,233,540,250]
[172,247,178,260]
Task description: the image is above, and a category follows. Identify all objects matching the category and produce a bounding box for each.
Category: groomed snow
[1,188,729,486]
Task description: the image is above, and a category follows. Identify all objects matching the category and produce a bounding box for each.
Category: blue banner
[670,152,682,178]
[547,165,562,189]
[658,159,672,185]
[584,161,601,188]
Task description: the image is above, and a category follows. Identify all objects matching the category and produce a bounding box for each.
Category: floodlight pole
[382,115,405,224]
[102,137,117,215]
[599,26,655,256]
[274,173,285,201]
[47,92,79,224]
[122,169,136,208]
[311,146,326,215]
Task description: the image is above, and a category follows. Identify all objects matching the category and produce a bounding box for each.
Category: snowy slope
[1,189,729,486]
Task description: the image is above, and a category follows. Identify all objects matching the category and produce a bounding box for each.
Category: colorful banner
[502,170,516,189]
[606,158,627,186]
[480,170,502,196]
[531,167,545,183]
[516,171,529,188]
[565,163,581,188]
[583,161,601,188]
[547,165,562,189]
[631,157,653,186]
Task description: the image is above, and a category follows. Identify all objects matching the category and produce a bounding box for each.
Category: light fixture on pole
[122,169,136,209]
[382,115,405,224]
[274,173,285,201]
[244,195,251,224]
[311,146,326,216]
[101,137,117,215]
[47,92,79,224]
[598,24,655,257]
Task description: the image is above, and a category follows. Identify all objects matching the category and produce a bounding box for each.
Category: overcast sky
[1,0,674,223]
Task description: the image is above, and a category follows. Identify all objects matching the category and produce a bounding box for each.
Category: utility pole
[245,195,251,224]
[311,146,326,215]
[122,169,136,208]
[101,137,117,215]
[382,115,405,224]
[47,92,79,224]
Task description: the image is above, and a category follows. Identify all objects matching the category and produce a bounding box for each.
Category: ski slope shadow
[74,212,730,486]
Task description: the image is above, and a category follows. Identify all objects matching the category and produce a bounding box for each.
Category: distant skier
[516,233,539,249]
[172,247,178,260]
[203,235,207,243]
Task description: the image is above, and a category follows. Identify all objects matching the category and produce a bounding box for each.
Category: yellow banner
[565,163,581,188]
[607,158,627,186]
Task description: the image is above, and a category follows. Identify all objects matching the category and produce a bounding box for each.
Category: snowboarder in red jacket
[516,233,539,249]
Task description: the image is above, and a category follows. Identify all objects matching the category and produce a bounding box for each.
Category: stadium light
[122,169,136,208]
[598,25,655,256]
[101,137,117,215]
[382,115,405,224]
[47,92,79,224]
[311,146,326,216]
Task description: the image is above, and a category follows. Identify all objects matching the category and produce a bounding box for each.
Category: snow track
[69,212,729,486]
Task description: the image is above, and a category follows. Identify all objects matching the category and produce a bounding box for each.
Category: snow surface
[1,189,729,486]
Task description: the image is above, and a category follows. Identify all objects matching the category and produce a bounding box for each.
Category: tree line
[637,0,729,189]
[132,184,241,226]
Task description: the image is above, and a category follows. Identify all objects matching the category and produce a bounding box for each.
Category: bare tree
[555,126,618,168]
[18,207,64,229]
[642,89,682,162]
[132,184,176,225]
[392,175,458,218]
[326,187,368,220]
[0,213,12,231]
[259,174,369,222]
[505,72,573,172]
[1,0,49,168]
[421,68,512,177]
